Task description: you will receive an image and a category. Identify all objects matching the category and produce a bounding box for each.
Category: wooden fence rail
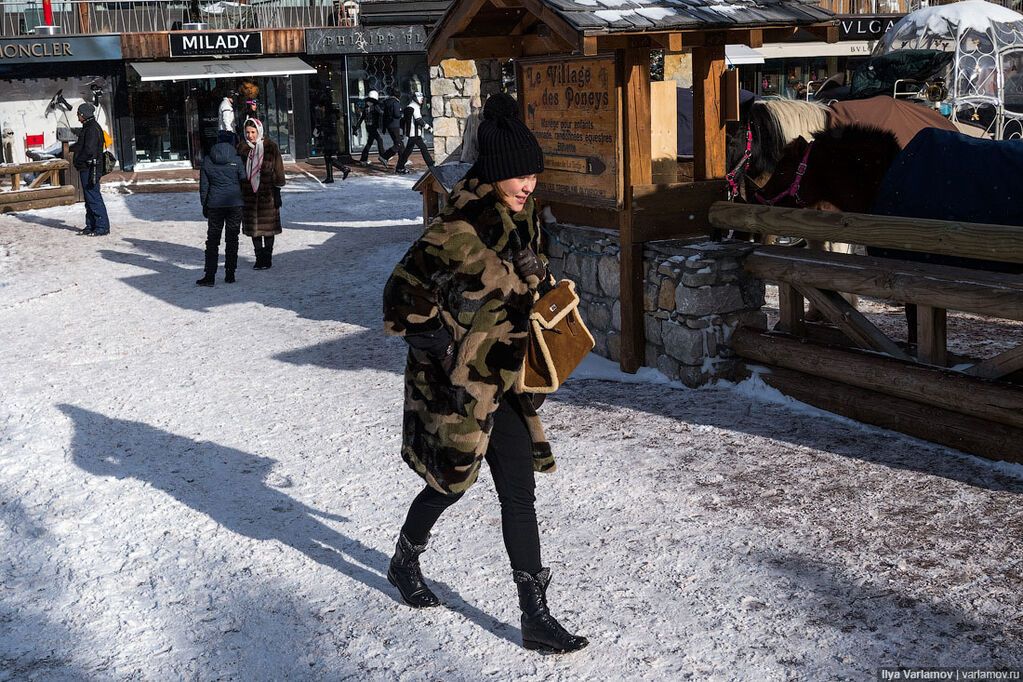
[712,202,1023,463]
[1,160,76,213]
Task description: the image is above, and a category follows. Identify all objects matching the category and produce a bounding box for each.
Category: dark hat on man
[77,102,96,118]
[472,93,544,184]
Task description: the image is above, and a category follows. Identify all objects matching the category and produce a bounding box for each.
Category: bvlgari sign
[169,31,263,58]
[838,15,902,41]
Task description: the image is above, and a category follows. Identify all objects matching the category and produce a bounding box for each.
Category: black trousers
[400,397,542,574]
[323,152,349,181]
[252,235,275,254]
[204,206,242,274]
[381,125,405,162]
[359,127,387,162]
[396,136,434,171]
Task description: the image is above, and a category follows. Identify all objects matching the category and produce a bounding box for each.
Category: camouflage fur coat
[383,178,557,495]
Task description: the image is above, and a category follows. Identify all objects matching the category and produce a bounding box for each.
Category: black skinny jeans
[381,125,405,162]
[401,397,542,575]
[359,126,387,162]
[204,206,242,274]
[396,135,434,171]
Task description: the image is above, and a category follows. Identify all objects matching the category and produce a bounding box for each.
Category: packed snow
[1,175,1021,680]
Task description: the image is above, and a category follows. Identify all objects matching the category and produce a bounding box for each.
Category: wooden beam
[0,185,76,213]
[710,203,1023,265]
[792,283,915,361]
[776,283,805,336]
[449,36,524,58]
[964,344,1023,380]
[630,180,725,242]
[0,159,69,175]
[744,245,1023,322]
[692,45,726,181]
[916,305,947,367]
[619,46,652,374]
[427,0,491,64]
[731,328,1023,430]
[752,365,1023,463]
[518,0,583,53]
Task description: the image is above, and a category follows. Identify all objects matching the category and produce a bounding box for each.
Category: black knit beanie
[472,93,544,184]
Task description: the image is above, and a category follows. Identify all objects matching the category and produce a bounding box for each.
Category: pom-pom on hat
[472,93,544,184]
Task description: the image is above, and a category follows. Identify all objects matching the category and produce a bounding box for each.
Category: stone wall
[544,222,767,387]
[427,59,504,162]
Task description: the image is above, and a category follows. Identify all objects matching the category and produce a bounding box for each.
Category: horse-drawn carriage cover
[873,127,1023,227]
[829,96,958,148]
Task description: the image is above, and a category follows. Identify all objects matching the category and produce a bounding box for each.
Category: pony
[755,124,1023,343]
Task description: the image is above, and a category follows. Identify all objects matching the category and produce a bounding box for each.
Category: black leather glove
[406,327,456,374]
[513,248,546,280]
[202,205,209,219]
[273,186,282,209]
[530,393,546,409]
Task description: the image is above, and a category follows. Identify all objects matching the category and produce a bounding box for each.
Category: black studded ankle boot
[388,533,440,608]
[514,568,588,654]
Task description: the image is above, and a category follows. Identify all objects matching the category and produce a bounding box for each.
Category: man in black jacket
[394,91,434,175]
[69,102,110,237]
[379,87,406,169]
[353,90,387,167]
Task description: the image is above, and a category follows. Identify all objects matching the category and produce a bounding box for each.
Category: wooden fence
[0,159,76,213]
[709,202,1023,463]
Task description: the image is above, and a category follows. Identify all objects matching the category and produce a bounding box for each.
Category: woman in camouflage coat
[382,93,588,654]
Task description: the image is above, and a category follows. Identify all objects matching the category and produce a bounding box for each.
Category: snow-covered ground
[1,176,1021,681]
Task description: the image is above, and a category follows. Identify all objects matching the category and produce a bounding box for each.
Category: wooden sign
[519,55,620,209]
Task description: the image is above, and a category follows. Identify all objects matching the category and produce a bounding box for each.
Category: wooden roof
[427,0,836,62]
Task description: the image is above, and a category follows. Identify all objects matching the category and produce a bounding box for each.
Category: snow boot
[514,568,588,654]
[388,533,440,608]
[224,270,236,284]
[196,272,215,287]
[253,248,269,270]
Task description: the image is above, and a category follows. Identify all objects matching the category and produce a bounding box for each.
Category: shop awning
[726,44,765,66]
[756,41,874,60]
[131,57,316,82]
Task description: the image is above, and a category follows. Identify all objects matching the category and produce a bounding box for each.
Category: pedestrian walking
[394,90,434,175]
[353,90,387,167]
[69,102,110,237]
[196,131,247,287]
[314,100,350,184]
[237,118,285,270]
[382,92,588,655]
[379,87,406,169]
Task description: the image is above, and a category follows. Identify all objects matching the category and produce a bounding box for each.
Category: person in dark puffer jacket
[197,131,247,286]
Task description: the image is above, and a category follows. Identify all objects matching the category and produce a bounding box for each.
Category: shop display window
[345,53,432,153]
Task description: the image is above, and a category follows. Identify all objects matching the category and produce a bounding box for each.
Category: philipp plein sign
[169,31,263,58]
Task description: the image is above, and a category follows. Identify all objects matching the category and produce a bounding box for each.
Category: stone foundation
[544,222,766,387]
[428,59,505,162]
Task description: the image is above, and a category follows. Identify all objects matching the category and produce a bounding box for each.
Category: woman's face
[495,175,537,213]
[244,126,259,143]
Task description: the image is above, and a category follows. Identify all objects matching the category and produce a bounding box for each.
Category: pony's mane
[759,100,829,145]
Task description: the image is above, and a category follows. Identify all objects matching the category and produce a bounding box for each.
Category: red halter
[726,124,753,200]
[755,141,814,207]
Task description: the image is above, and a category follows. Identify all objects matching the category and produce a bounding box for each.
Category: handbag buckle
[549,303,558,313]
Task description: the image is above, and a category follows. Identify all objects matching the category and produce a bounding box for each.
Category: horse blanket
[870,127,1023,271]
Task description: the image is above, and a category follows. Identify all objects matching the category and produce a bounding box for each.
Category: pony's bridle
[725,124,753,200]
[755,141,814,207]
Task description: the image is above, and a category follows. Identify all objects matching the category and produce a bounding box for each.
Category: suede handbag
[515,279,595,394]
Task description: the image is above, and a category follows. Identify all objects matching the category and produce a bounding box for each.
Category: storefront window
[128,69,294,168]
[345,53,431,153]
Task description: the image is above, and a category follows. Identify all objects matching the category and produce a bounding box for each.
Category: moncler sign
[169,31,263,58]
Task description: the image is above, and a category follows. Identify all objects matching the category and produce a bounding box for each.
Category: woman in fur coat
[382,93,587,655]
[237,118,285,270]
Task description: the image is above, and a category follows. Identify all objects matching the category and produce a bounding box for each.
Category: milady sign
[169,31,263,58]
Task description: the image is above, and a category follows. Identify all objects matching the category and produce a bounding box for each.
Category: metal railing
[0,0,354,37]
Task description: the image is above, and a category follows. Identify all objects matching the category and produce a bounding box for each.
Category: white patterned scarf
[244,118,264,193]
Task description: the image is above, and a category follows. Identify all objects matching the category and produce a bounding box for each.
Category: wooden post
[777,283,805,336]
[618,45,652,373]
[692,42,727,182]
[916,305,947,366]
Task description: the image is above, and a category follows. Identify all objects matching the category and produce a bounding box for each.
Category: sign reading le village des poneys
[520,55,619,209]
[169,31,263,58]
